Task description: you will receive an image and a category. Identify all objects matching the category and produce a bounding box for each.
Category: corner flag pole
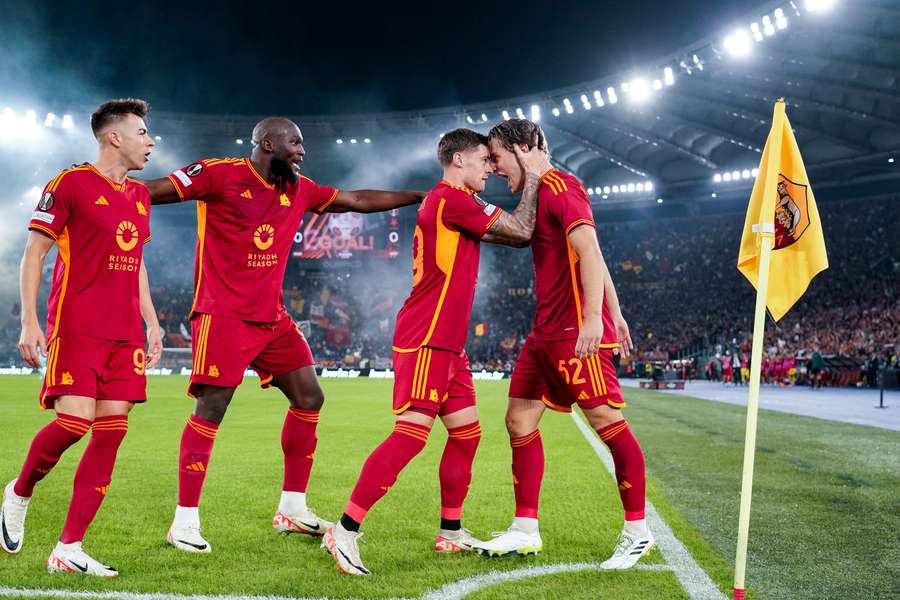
[732,227,773,600]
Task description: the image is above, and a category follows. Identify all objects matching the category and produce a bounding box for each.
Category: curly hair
[487,118,549,153]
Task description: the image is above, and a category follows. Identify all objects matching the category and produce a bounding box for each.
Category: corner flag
[731,100,829,600]
[736,99,828,322]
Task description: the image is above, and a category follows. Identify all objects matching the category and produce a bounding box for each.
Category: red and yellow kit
[187,313,314,396]
[28,164,152,406]
[168,158,338,322]
[391,180,500,414]
[168,158,337,389]
[509,169,623,411]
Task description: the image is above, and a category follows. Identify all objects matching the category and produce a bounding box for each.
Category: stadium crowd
[2,197,896,387]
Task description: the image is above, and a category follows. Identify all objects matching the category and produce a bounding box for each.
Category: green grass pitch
[0,376,897,599]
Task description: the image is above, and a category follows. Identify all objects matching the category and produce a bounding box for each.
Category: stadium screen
[292,208,402,261]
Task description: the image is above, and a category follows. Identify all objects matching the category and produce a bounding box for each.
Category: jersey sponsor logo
[279,193,291,207]
[172,169,192,187]
[31,211,54,224]
[95,195,109,206]
[136,201,147,216]
[115,220,140,252]
[253,223,275,250]
[38,191,54,211]
[241,189,253,199]
[185,163,203,177]
[774,174,810,250]
[61,371,74,385]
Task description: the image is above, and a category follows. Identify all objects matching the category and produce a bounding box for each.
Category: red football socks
[282,408,319,493]
[439,422,481,521]
[177,415,219,507]
[343,420,430,524]
[597,420,646,520]
[14,414,92,498]
[60,416,129,543]
[511,429,544,519]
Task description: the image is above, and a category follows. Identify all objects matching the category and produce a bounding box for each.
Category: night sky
[1,0,749,115]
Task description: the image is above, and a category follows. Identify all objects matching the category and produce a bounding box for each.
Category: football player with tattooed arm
[473,118,652,570]
[141,117,424,554]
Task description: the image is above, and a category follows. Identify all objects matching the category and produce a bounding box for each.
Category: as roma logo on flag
[773,174,810,250]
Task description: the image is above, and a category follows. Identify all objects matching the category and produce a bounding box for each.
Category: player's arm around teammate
[320,188,425,213]
[482,146,550,247]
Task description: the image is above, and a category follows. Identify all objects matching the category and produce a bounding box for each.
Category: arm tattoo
[484,172,540,245]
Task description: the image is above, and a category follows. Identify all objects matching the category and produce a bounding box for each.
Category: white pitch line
[0,415,723,600]
[419,562,671,600]
[0,588,332,600]
[569,411,727,600]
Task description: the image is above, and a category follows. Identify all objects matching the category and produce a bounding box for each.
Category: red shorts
[509,335,624,412]
[40,335,147,409]
[188,313,314,396]
[392,347,475,416]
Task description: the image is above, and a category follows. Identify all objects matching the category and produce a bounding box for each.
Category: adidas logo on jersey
[95,195,109,205]
[577,391,590,400]
[279,193,291,207]
[136,201,147,216]
[241,189,252,199]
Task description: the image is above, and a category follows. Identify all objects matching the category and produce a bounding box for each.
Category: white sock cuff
[174,505,200,525]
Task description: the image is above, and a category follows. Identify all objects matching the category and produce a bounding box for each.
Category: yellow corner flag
[736,99,828,322]
[732,99,829,600]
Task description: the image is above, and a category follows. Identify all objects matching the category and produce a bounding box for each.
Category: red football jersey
[28,164,152,341]
[167,158,338,322]
[530,169,616,345]
[393,180,501,353]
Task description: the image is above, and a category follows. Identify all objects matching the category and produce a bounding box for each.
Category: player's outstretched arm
[18,231,54,369]
[143,177,183,205]
[324,189,426,214]
[482,145,549,247]
[139,259,163,369]
[568,224,605,358]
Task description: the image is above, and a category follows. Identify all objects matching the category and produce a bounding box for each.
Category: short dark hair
[90,98,150,138]
[488,118,549,153]
[437,128,488,166]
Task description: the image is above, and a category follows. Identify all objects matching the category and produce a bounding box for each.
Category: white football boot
[434,528,483,553]
[273,506,333,537]
[167,506,212,554]
[47,541,118,576]
[322,523,369,576]
[1,479,29,554]
[600,527,655,570]
[474,522,543,557]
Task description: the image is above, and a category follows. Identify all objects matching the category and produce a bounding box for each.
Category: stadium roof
[4,0,898,213]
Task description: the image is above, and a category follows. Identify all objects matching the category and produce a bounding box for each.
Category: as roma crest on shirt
[773,174,810,250]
